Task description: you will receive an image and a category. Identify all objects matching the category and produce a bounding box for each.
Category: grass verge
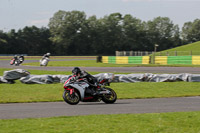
[1,68,200,103]
[0,112,200,133]
[23,60,200,67]
[1,81,200,103]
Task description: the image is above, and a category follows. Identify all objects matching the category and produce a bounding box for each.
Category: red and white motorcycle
[63,76,117,105]
[10,58,20,66]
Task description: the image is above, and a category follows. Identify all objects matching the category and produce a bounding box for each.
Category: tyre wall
[102,56,150,64]
[155,56,200,65]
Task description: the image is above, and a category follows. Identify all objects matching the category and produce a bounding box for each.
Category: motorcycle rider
[13,55,19,66]
[42,53,50,60]
[71,67,99,95]
[13,55,18,61]
[19,55,25,64]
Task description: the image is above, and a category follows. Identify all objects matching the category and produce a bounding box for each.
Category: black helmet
[72,67,81,75]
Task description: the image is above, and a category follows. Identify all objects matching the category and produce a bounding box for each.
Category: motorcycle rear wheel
[63,90,80,105]
[102,88,117,104]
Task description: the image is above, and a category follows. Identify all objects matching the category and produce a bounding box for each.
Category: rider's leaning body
[64,67,98,95]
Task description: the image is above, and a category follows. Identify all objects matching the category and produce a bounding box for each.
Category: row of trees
[0,10,200,55]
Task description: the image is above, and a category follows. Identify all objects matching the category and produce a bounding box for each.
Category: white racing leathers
[40,57,49,66]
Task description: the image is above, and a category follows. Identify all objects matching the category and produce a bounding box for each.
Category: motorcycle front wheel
[10,60,14,65]
[63,90,80,105]
[102,88,117,104]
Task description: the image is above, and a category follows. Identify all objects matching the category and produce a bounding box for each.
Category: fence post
[145,51,148,56]
[175,51,177,56]
[115,51,119,56]
[130,51,133,56]
[166,52,169,56]
[123,51,125,56]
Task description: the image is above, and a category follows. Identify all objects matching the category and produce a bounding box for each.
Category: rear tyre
[102,88,117,104]
[63,90,80,105]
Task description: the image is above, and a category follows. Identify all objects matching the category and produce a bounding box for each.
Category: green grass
[166,41,200,51]
[112,82,200,99]
[156,41,200,56]
[0,56,96,60]
[23,60,142,67]
[1,68,200,103]
[1,81,200,103]
[1,112,200,133]
[23,59,200,67]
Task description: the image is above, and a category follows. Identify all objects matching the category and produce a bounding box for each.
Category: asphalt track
[1,59,200,119]
[0,97,200,119]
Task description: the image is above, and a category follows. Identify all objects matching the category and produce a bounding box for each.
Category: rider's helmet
[72,67,81,76]
[46,53,51,56]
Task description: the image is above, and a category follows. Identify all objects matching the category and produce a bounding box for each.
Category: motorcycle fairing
[68,82,89,100]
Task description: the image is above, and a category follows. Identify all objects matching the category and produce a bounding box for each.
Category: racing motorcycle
[10,58,20,66]
[63,76,117,105]
[40,57,49,66]
[10,55,24,66]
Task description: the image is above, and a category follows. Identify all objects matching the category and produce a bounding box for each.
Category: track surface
[0,97,200,119]
[1,60,200,73]
[1,59,200,119]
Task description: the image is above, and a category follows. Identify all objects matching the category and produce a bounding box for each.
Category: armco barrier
[102,56,150,64]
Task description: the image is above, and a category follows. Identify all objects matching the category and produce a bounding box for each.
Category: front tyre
[102,88,117,104]
[63,90,80,105]
[10,60,14,65]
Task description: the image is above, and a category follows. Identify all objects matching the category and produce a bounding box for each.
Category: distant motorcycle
[40,57,49,66]
[63,76,117,105]
[10,58,20,66]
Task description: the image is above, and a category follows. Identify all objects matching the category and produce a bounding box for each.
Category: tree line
[0,10,200,56]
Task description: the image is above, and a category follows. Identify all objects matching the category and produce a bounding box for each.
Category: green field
[156,41,200,56]
[24,60,137,67]
[0,56,96,60]
[1,68,200,103]
[165,41,200,52]
[1,81,200,103]
[22,59,200,67]
[1,112,200,133]
[1,63,200,132]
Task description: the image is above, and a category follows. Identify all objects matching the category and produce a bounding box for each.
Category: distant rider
[42,53,50,60]
[11,55,19,66]
[19,55,25,64]
[13,55,18,61]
